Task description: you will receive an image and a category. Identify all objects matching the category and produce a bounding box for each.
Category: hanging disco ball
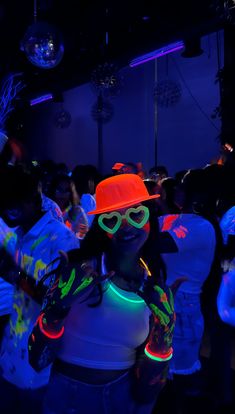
[212,0,235,23]
[154,80,182,107]
[54,109,72,129]
[91,99,114,123]
[22,21,64,69]
[90,63,122,98]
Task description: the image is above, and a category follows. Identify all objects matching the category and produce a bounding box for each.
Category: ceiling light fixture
[129,41,184,67]
[30,93,53,106]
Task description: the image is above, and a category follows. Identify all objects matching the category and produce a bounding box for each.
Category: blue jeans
[43,368,156,414]
[170,292,204,375]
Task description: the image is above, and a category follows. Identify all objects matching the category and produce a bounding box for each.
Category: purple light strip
[129,41,184,67]
[30,93,53,106]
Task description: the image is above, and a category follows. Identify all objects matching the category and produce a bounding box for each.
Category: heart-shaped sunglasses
[98,205,149,234]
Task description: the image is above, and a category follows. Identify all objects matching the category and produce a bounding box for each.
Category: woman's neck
[104,253,143,291]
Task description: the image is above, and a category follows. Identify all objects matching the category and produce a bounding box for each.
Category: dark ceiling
[0,0,223,99]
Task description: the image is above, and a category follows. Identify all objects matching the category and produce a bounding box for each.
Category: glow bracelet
[144,343,173,362]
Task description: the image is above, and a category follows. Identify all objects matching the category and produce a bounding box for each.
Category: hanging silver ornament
[154,79,182,107]
[22,21,64,69]
[54,108,71,129]
[90,63,122,98]
[212,0,235,23]
[91,98,114,123]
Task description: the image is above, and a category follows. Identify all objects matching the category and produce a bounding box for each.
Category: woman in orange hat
[28,173,180,414]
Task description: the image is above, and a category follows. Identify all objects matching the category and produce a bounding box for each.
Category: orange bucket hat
[88,174,160,215]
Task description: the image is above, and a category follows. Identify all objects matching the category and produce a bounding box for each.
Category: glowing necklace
[108,282,144,303]
[108,258,151,304]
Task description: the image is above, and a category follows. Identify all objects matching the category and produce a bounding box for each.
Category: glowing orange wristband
[144,343,173,362]
[37,313,64,340]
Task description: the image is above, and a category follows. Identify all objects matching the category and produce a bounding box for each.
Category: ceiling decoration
[154,79,182,108]
[90,63,123,99]
[22,21,64,69]
[0,1,223,98]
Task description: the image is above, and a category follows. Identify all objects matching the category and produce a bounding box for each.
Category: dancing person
[0,165,80,414]
[28,173,183,414]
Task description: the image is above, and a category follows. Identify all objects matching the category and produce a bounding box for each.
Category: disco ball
[54,109,71,129]
[91,99,114,123]
[154,80,182,107]
[213,0,235,23]
[90,63,122,98]
[22,22,64,69]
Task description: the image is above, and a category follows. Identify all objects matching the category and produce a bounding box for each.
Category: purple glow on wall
[129,41,184,67]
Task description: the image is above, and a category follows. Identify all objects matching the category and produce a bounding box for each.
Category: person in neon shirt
[0,164,80,414]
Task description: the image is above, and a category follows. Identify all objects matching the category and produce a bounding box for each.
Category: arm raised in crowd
[28,251,113,372]
[131,276,186,404]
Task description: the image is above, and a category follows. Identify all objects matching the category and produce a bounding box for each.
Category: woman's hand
[130,276,187,404]
[42,250,114,316]
[137,276,187,354]
[28,251,114,372]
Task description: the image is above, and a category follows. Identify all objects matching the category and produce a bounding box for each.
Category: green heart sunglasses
[98,205,150,234]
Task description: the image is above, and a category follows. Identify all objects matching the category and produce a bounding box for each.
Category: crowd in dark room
[0,4,235,413]
[0,134,235,414]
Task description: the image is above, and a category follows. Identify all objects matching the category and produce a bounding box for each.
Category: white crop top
[57,282,151,369]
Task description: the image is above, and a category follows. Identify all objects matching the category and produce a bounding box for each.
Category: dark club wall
[24,30,223,177]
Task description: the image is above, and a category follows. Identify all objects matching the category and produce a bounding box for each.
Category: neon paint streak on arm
[154,286,173,314]
[168,322,175,334]
[168,289,174,311]
[149,303,170,325]
[45,279,59,300]
[72,276,94,295]
[58,268,76,299]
